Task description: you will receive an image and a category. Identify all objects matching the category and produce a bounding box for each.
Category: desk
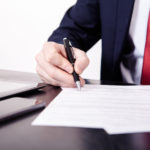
[0,69,150,150]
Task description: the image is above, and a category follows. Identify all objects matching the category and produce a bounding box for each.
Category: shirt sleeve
[48,0,101,52]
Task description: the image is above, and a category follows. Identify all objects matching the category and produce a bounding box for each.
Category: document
[32,84,150,134]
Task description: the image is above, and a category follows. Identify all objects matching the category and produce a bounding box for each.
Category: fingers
[73,48,90,74]
[35,42,88,87]
[36,62,85,87]
[36,63,59,86]
[43,43,73,73]
[36,52,74,87]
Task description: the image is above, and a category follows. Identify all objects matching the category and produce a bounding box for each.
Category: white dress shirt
[120,0,150,84]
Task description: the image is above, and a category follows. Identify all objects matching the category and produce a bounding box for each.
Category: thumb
[73,48,89,75]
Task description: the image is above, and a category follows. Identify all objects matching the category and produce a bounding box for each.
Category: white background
[0,0,101,80]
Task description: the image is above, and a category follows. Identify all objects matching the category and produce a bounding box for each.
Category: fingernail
[65,66,72,73]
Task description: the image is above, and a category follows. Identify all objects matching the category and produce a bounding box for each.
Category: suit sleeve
[48,0,101,52]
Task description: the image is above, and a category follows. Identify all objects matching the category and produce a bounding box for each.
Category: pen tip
[76,81,81,91]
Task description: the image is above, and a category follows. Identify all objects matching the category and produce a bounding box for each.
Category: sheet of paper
[32,84,150,134]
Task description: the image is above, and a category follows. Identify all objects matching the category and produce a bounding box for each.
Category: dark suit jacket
[48,0,135,82]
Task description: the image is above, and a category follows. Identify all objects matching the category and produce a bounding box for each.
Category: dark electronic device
[0,97,46,124]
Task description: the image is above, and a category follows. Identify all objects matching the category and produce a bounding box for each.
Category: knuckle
[49,42,56,47]
[43,42,57,53]
[43,41,59,50]
[46,51,59,63]
[43,42,54,49]
[46,53,56,63]
[48,42,58,51]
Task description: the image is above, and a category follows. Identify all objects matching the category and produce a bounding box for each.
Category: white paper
[32,84,150,134]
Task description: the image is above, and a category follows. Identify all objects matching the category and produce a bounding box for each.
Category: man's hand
[35,42,89,87]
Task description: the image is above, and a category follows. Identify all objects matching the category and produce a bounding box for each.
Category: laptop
[0,80,46,100]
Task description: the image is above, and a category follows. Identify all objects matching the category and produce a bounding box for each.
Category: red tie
[141,12,150,85]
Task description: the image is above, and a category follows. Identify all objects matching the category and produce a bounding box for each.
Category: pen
[63,38,81,90]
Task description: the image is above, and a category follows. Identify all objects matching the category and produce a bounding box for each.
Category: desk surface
[0,69,150,150]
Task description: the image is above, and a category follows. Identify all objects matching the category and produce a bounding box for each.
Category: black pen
[63,38,81,90]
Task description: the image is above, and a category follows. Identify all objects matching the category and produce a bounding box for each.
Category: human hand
[35,42,89,87]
